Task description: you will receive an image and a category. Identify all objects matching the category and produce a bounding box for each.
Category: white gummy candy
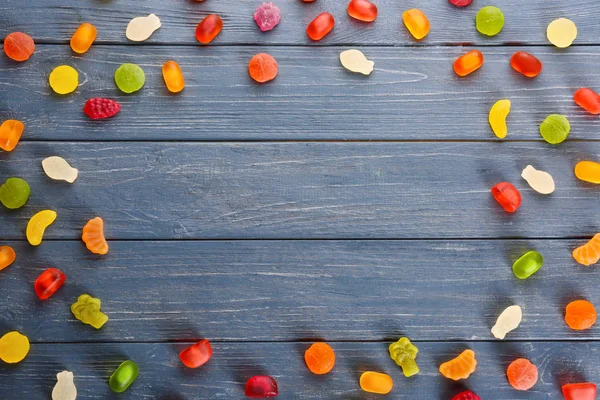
[339,49,374,76]
[42,156,78,183]
[126,14,161,42]
[521,165,555,194]
[491,305,522,340]
[52,370,77,400]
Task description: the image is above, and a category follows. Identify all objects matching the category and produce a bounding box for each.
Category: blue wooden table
[2,1,600,398]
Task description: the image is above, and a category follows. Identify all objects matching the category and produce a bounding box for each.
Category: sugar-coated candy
[491,182,521,213]
[179,339,212,368]
[453,50,484,77]
[359,371,393,394]
[254,2,281,32]
[511,51,542,78]
[70,23,97,54]
[489,99,511,138]
[547,18,577,48]
[71,294,108,329]
[82,217,109,255]
[348,0,378,23]
[27,210,57,246]
[52,370,77,400]
[0,246,16,271]
[307,12,334,41]
[452,390,480,400]
[126,14,161,42]
[0,177,30,209]
[574,88,600,115]
[449,0,473,7]
[507,358,538,391]
[42,156,78,183]
[109,360,139,393]
[476,6,504,36]
[339,49,374,75]
[162,61,185,93]
[388,337,419,377]
[245,376,278,398]
[540,114,570,144]
[491,305,522,340]
[562,382,597,400]
[439,349,477,381]
[565,300,597,331]
[3,32,35,62]
[0,331,29,363]
[512,251,543,279]
[573,233,600,266]
[34,268,66,300]
[196,14,223,44]
[304,342,335,375]
[114,63,145,94]
[49,65,78,95]
[84,98,121,120]
[403,9,430,40]
[575,161,600,184]
[0,119,24,151]
[521,165,555,195]
[248,53,278,83]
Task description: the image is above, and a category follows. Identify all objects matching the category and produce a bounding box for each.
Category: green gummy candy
[109,360,139,393]
[540,114,570,144]
[0,177,30,209]
[512,251,543,279]
[476,6,504,37]
[114,63,145,94]
[388,337,420,377]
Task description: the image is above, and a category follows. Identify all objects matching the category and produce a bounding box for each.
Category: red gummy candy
[307,12,334,41]
[254,2,281,32]
[179,339,212,368]
[452,390,480,400]
[562,383,597,400]
[510,51,543,78]
[83,98,121,120]
[348,0,378,22]
[574,88,600,115]
[245,376,278,398]
[491,182,522,213]
[34,268,66,300]
[448,0,473,7]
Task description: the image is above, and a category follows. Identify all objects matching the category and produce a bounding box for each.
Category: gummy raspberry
[452,390,480,400]
[253,2,281,32]
[83,98,121,120]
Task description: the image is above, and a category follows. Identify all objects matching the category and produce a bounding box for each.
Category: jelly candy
[449,0,473,7]
[49,65,78,95]
[248,53,278,83]
[511,51,542,78]
[388,337,419,377]
[521,165,555,195]
[547,18,577,48]
[0,119,24,151]
[491,182,521,213]
[304,342,335,375]
[562,383,597,400]
[34,268,66,300]
[42,156,78,183]
[196,14,223,44]
[491,305,522,339]
[254,2,281,32]
[3,32,35,62]
[82,217,109,255]
[512,251,543,279]
[540,114,570,144]
[565,300,597,330]
[109,360,139,393]
[573,233,600,266]
[162,61,185,93]
[84,98,121,120]
[452,390,480,400]
[575,161,600,184]
[70,23,97,54]
[126,14,161,42]
[71,294,108,329]
[27,210,57,246]
[507,358,538,391]
[574,88,600,115]
[0,177,30,209]
[359,372,393,394]
[245,376,278,398]
[489,99,511,138]
[179,339,212,368]
[439,349,477,381]
[52,371,77,400]
[339,49,374,75]
[348,0,378,23]
[453,50,484,77]
[476,6,504,36]
[402,9,430,40]
[0,246,16,271]
[0,331,29,363]
[115,63,145,94]
[307,12,334,41]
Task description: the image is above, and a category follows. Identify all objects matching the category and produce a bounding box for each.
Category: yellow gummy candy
[489,99,511,138]
[547,18,577,48]
[27,210,57,246]
[49,65,79,95]
[71,294,109,329]
[0,331,30,363]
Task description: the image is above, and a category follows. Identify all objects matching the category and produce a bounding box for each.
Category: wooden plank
[1,239,597,342]
[2,0,599,46]
[2,45,600,141]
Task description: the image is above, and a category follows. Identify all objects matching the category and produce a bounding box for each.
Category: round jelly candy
[540,114,570,144]
[126,14,161,42]
[196,14,223,44]
[34,268,66,300]
[506,358,538,391]
[565,300,597,331]
[449,0,473,7]
[453,50,484,77]
[162,61,185,93]
[3,32,35,62]
[0,119,24,152]
[254,2,281,32]
[179,339,212,368]
[575,161,600,184]
[71,22,97,54]
[42,156,79,183]
[0,331,30,363]
[248,53,278,83]
[340,49,374,75]
[348,0,378,23]
[307,12,334,41]
[304,342,335,375]
[109,360,139,392]
[547,18,577,48]
[403,9,430,40]
[491,182,521,213]
[512,251,543,280]
[245,376,278,398]
[49,65,79,95]
[359,371,393,394]
[27,210,57,246]
[574,88,600,115]
[0,177,30,209]
[476,6,504,36]
[511,51,542,78]
[114,63,145,94]
[489,99,511,138]
[0,246,16,271]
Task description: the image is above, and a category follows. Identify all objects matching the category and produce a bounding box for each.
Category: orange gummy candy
[82,217,109,255]
[3,32,35,62]
[248,53,278,83]
[402,9,430,40]
[304,342,335,375]
[572,233,600,266]
[0,246,16,271]
[307,12,335,41]
[506,358,538,391]
[70,23,97,54]
[454,50,484,77]
[565,300,597,331]
[0,120,24,152]
[439,349,477,380]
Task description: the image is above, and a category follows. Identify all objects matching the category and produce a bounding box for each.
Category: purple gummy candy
[254,2,281,32]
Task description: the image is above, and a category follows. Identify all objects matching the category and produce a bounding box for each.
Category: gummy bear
[452,390,480,400]
[245,376,278,398]
[521,165,555,195]
[491,305,522,339]
[439,349,477,381]
[476,6,504,36]
[402,9,430,40]
[42,156,78,183]
[453,50,484,77]
[511,52,542,78]
[0,246,16,271]
[448,0,473,7]
[304,342,335,375]
[489,99,511,138]
[512,251,543,279]
[540,114,570,144]
[562,383,597,400]
[0,331,29,363]
[572,234,600,266]
[27,210,57,246]
[339,49,374,75]
[254,2,281,32]
[574,88,600,115]
[114,63,145,94]
[126,14,161,42]
[359,371,393,394]
[307,12,335,41]
[575,161,600,184]
[109,360,139,393]
[248,53,278,83]
[388,337,419,377]
[84,98,121,120]
[0,177,30,209]
[70,23,97,54]
[49,65,79,95]
[3,32,35,62]
[179,339,212,368]
[162,61,185,93]
[506,358,538,391]
[565,300,597,331]
[71,294,109,329]
[82,217,109,255]
[52,371,77,400]
[547,18,577,48]
[491,182,521,213]
[196,14,223,44]
[34,268,66,300]
[348,0,378,23]
[0,119,24,152]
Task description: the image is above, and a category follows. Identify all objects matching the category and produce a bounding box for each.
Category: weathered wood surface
[2,45,600,141]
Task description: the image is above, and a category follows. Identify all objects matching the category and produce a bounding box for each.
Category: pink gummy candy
[254,2,281,32]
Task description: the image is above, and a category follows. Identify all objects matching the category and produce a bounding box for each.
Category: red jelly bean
[179,339,212,368]
[510,51,542,78]
[245,376,278,398]
[574,88,600,115]
[452,390,480,400]
[448,0,473,7]
[3,32,35,62]
[196,14,223,44]
[562,383,597,400]
[348,0,378,22]
[34,268,66,300]
[307,12,334,41]
[491,182,521,213]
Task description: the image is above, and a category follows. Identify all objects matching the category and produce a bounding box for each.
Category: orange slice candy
[439,349,477,380]
[572,233,600,266]
[0,246,16,271]
[82,217,109,255]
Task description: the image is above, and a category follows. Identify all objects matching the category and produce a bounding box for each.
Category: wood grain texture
[2,0,599,46]
[2,45,600,141]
